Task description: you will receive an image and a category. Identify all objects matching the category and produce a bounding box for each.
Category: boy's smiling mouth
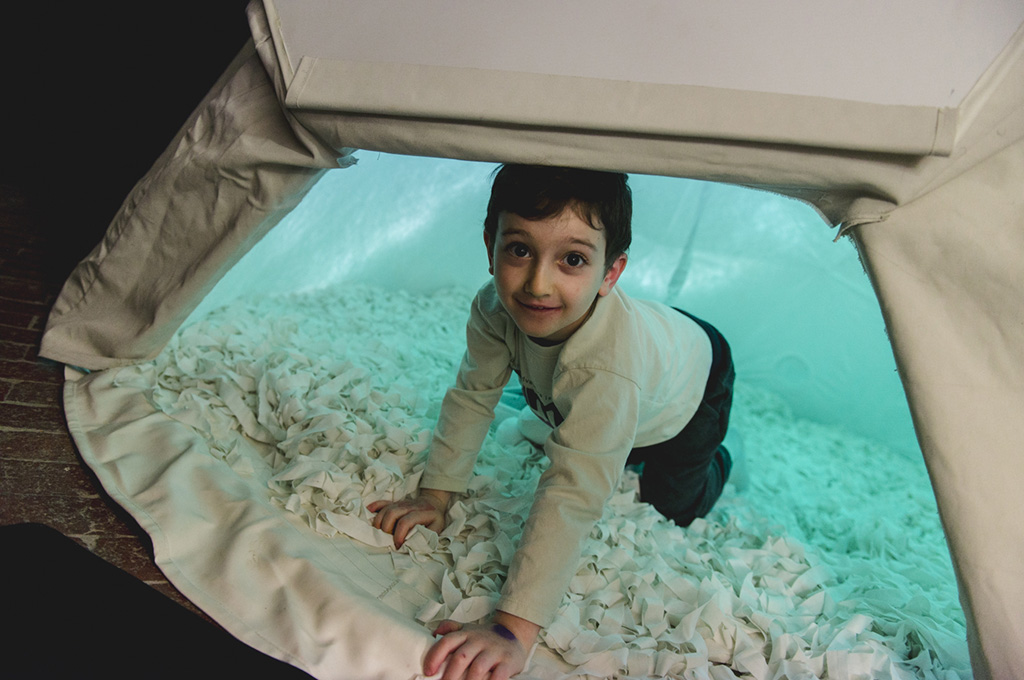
[516,299,560,313]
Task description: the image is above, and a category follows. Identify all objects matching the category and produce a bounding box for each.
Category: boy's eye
[564,253,588,268]
[507,243,530,258]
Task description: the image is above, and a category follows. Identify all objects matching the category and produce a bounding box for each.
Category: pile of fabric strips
[118,283,969,679]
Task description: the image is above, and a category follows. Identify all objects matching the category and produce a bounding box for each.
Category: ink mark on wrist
[491,623,518,643]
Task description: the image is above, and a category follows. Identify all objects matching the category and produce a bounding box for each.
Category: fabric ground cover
[109,284,969,680]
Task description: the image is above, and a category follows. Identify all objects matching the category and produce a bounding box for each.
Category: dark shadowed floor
[0,0,253,621]
[0,179,213,615]
[0,6,314,677]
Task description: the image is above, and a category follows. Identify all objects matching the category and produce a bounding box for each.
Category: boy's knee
[639,442,734,526]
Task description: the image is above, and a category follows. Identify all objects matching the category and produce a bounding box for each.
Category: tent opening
[192,151,918,456]
[158,151,968,675]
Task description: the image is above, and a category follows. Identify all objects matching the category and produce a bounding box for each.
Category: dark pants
[626,311,735,527]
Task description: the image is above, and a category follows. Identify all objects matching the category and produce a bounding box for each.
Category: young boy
[368,165,735,680]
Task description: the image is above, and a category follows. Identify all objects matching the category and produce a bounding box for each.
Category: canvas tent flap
[252,2,1009,220]
[38,42,340,370]
[262,0,960,157]
[261,0,1024,159]
[853,133,1024,678]
[283,58,958,157]
[849,31,1024,677]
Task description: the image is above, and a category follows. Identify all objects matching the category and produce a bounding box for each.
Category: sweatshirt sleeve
[496,367,640,626]
[421,290,513,493]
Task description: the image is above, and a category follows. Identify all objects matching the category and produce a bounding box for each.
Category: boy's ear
[483,230,494,274]
[598,253,628,297]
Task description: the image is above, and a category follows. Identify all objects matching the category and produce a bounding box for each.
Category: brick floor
[0,180,211,622]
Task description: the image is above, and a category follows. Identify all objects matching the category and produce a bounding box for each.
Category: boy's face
[484,208,627,343]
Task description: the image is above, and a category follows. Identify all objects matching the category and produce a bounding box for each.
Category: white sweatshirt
[422,280,712,626]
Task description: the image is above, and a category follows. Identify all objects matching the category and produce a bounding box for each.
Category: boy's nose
[525,263,552,297]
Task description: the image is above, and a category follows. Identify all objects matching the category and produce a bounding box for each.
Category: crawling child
[368,165,735,680]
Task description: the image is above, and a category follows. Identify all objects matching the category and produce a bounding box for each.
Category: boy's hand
[367,488,452,548]
[424,611,539,680]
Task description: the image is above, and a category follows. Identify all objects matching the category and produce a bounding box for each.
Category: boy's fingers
[441,646,472,680]
[394,510,439,546]
[433,620,463,636]
[423,626,526,680]
[490,662,515,680]
[371,506,395,532]
[373,505,410,534]
[367,498,448,548]
[467,652,504,680]
[423,628,467,676]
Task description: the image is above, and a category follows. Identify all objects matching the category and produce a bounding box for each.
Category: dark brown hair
[484,164,632,268]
